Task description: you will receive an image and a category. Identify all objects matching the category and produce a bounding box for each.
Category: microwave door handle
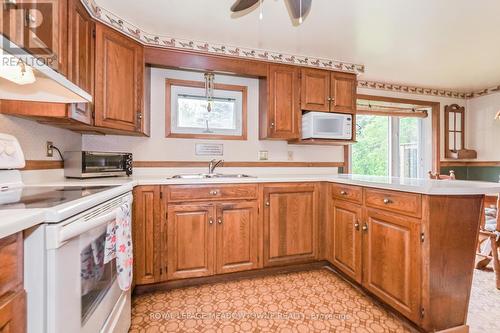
[59,210,118,243]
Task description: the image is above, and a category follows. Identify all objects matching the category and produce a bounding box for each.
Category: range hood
[0,34,92,103]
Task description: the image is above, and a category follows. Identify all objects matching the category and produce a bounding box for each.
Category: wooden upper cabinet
[94,23,145,134]
[167,204,215,280]
[263,184,318,266]
[363,208,422,323]
[260,64,300,140]
[132,186,163,285]
[0,0,67,74]
[300,69,356,114]
[215,201,259,274]
[301,68,330,112]
[67,0,94,125]
[331,72,357,113]
[329,200,362,283]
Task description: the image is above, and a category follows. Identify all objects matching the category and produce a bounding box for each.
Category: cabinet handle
[209,218,214,224]
[209,190,218,195]
[340,190,348,196]
[354,222,360,230]
[383,198,392,204]
[362,224,368,231]
[265,201,270,207]
[217,218,223,224]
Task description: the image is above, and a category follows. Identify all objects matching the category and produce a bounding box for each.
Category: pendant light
[299,0,303,24]
[259,0,263,20]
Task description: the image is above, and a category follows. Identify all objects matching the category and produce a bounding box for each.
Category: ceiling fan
[231,0,312,23]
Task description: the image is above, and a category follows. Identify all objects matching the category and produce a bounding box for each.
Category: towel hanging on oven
[104,199,133,291]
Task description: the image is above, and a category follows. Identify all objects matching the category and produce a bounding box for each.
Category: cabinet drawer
[168,184,258,202]
[331,184,363,204]
[0,233,23,300]
[365,188,422,218]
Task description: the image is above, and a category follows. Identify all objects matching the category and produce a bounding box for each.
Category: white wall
[466,92,500,161]
[82,68,344,163]
[0,114,81,160]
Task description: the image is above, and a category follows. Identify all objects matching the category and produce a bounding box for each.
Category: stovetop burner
[0,186,119,209]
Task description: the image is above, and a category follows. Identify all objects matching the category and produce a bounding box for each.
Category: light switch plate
[258,151,268,161]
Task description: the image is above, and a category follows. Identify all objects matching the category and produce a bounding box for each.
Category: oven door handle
[59,209,118,243]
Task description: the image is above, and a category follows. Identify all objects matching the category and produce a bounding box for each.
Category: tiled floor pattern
[130,267,500,332]
[130,269,413,332]
[468,267,500,333]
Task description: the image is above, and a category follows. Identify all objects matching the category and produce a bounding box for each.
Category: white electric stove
[0,133,133,333]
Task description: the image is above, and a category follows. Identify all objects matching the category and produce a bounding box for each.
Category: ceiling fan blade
[287,0,312,19]
[230,0,260,12]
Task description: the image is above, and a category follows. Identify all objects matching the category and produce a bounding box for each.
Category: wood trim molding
[22,160,64,170]
[133,161,344,168]
[440,161,500,167]
[165,79,248,140]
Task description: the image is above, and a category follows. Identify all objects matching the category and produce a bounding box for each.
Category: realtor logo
[1,0,56,66]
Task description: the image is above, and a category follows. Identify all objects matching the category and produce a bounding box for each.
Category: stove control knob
[5,144,16,156]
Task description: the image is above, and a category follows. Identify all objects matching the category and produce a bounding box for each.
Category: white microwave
[302,112,353,140]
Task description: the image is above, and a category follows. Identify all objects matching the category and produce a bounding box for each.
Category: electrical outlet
[287,151,294,161]
[46,141,54,157]
[258,150,268,161]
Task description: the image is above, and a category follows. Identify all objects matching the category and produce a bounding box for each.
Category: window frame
[444,104,465,157]
[165,78,248,140]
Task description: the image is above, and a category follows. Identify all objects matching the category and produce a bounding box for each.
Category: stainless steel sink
[169,173,255,179]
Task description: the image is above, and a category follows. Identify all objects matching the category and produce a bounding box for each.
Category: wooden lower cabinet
[216,202,259,274]
[167,204,216,280]
[329,200,362,283]
[0,290,26,333]
[363,208,422,323]
[132,186,163,285]
[263,184,318,266]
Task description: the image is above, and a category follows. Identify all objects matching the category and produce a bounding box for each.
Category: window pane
[456,132,462,150]
[448,112,455,130]
[449,131,456,151]
[352,115,389,176]
[399,117,420,178]
[177,95,237,130]
[455,113,462,130]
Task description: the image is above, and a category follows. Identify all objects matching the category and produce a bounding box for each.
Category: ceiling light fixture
[259,0,263,20]
[231,0,312,24]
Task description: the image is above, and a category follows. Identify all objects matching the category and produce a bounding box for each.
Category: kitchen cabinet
[1,0,68,74]
[132,186,163,285]
[94,23,146,134]
[259,64,301,140]
[301,68,356,114]
[215,201,259,274]
[66,0,94,124]
[263,183,318,266]
[363,208,422,323]
[329,200,363,283]
[0,233,26,333]
[167,203,216,280]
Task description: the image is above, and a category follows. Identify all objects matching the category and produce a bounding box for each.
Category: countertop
[2,173,499,239]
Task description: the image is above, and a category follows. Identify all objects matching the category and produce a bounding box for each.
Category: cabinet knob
[217,218,223,224]
[340,190,348,196]
[354,222,360,230]
[209,190,218,195]
[362,224,368,231]
[270,122,275,129]
[209,218,214,224]
[383,198,392,204]
[265,201,270,207]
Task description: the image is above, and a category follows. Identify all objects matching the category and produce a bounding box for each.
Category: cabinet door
[0,290,26,333]
[264,64,300,139]
[301,68,330,112]
[94,23,144,133]
[329,200,362,283]
[263,184,317,266]
[215,201,259,274]
[330,72,356,113]
[167,204,215,280]
[67,0,94,124]
[132,186,162,285]
[363,209,422,322]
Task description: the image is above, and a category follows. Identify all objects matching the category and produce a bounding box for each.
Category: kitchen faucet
[208,159,224,175]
